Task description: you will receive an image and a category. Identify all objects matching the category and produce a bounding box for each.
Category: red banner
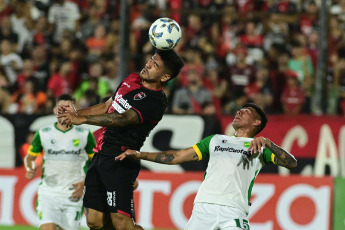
[0,168,333,230]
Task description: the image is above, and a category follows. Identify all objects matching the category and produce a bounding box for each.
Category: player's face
[55,100,74,124]
[140,54,168,83]
[232,107,257,130]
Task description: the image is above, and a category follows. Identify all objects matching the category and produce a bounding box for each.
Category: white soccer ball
[148,18,182,50]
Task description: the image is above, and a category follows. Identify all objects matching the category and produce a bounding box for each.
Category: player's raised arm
[265,138,297,170]
[58,105,139,127]
[115,147,199,164]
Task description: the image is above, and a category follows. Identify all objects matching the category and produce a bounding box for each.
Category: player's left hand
[57,112,83,127]
[71,181,84,199]
[248,136,267,155]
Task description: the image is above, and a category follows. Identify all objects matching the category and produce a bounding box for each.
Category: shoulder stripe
[193,144,202,161]
[271,153,276,164]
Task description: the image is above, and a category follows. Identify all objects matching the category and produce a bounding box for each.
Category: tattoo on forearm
[85,113,132,127]
[192,153,198,160]
[269,140,297,169]
[155,153,175,163]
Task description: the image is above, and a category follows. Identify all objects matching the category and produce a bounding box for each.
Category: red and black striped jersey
[93,73,167,155]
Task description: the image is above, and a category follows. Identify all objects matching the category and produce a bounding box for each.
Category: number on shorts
[235,218,250,230]
[74,211,82,221]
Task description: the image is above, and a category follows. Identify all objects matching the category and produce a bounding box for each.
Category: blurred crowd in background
[1,0,345,117]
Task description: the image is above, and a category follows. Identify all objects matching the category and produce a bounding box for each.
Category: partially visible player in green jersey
[24,94,96,230]
[116,102,297,230]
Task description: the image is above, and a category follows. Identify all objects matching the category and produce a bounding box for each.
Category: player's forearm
[77,102,110,116]
[24,154,36,171]
[266,139,297,170]
[83,113,133,127]
[138,151,181,164]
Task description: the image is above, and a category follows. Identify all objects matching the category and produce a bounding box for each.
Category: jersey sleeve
[85,131,96,159]
[262,147,276,165]
[28,130,43,156]
[192,135,215,160]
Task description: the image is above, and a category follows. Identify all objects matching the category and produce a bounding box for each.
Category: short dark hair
[156,49,184,80]
[56,94,75,103]
[242,103,268,135]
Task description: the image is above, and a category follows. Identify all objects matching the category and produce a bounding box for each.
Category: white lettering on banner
[0,176,17,225]
[280,126,308,176]
[141,115,204,172]
[248,184,275,219]
[137,180,171,229]
[339,126,345,177]
[20,178,40,226]
[276,184,330,230]
[249,184,275,230]
[315,125,339,176]
[0,116,16,168]
[169,181,201,229]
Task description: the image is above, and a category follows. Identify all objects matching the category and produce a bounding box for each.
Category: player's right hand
[115,150,141,161]
[25,168,37,179]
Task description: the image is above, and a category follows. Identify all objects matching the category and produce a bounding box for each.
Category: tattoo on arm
[268,140,297,169]
[155,153,175,163]
[85,111,138,127]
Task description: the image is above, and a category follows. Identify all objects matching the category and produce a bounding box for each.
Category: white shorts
[36,193,83,230]
[185,203,250,230]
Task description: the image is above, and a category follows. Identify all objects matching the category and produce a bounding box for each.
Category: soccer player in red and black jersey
[58,49,184,230]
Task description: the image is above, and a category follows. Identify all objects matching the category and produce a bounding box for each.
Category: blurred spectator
[223,91,248,115]
[0,16,18,50]
[288,40,314,112]
[74,62,110,106]
[269,0,299,25]
[0,0,12,22]
[330,0,345,29]
[0,39,23,85]
[172,69,215,116]
[12,77,47,114]
[299,0,319,36]
[32,15,52,47]
[85,24,107,62]
[15,59,35,94]
[202,58,227,115]
[179,48,205,86]
[281,70,305,115]
[47,61,72,98]
[245,67,274,112]
[31,45,50,91]
[48,0,81,43]
[270,52,290,113]
[10,0,34,52]
[333,47,345,114]
[78,4,107,40]
[226,45,256,101]
[0,67,12,113]
[263,13,289,52]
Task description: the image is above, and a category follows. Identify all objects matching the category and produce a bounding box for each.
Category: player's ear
[161,73,171,83]
[253,119,261,127]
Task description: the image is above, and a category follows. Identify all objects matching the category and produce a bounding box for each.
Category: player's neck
[234,129,252,138]
[141,80,163,90]
[55,122,71,131]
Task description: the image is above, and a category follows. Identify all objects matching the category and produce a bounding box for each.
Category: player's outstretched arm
[115,147,199,164]
[58,106,140,127]
[265,138,297,170]
[58,97,113,117]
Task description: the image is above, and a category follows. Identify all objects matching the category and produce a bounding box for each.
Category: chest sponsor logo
[73,138,80,147]
[214,145,251,157]
[244,142,251,148]
[134,92,146,100]
[113,93,132,113]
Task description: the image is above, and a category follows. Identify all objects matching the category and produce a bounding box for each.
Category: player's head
[54,94,76,124]
[140,49,184,84]
[232,103,268,137]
